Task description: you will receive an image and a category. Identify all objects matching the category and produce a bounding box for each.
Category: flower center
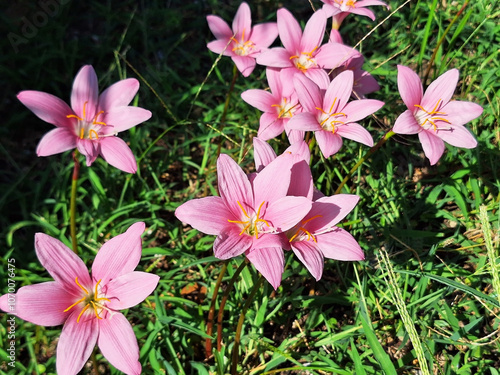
[413,99,451,132]
[290,47,318,73]
[67,101,108,140]
[271,97,299,119]
[316,97,347,133]
[334,0,356,10]
[231,29,256,56]
[63,277,111,323]
[288,215,322,243]
[228,201,270,239]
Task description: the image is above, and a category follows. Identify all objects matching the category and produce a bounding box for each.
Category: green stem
[91,347,99,374]
[205,260,228,357]
[217,260,248,351]
[70,150,80,254]
[230,275,264,375]
[335,130,395,195]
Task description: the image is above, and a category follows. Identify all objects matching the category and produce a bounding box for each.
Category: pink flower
[206,2,278,77]
[393,65,483,165]
[0,222,159,375]
[17,65,152,173]
[256,8,357,89]
[285,195,364,280]
[241,68,304,143]
[288,70,384,157]
[175,153,312,289]
[321,0,389,29]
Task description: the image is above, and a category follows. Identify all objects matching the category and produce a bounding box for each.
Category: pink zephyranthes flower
[175,153,312,289]
[206,2,278,77]
[288,70,384,157]
[257,8,357,89]
[241,68,304,143]
[393,65,483,165]
[0,222,159,375]
[321,0,389,29]
[17,65,152,173]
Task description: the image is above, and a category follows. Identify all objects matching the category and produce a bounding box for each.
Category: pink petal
[102,106,152,133]
[342,99,384,123]
[393,109,421,134]
[421,69,459,110]
[17,91,73,128]
[418,130,445,165]
[56,311,98,375]
[265,196,312,232]
[98,78,140,111]
[257,48,294,68]
[241,89,274,112]
[291,241,324,281]
[217,154,254,218]
[206,15,232,40]
[98,312,141,375]
[300,9,327,52]
[213,226,253,259]
[356,0,389,7]
[246,247,285,290]
[36,127,77,156]
[437,125,477,149]
[266,67,282,96]
[349,7,376,20]
[6,283,73,326]
[307,194,360,231]
[324,70,353,113]
[71,65,99,121]
[232,55,256,77]
[105,271,159,310]
[232,2,252,40]
[293,74,323,112]
[286,128,306,144]
[99,136,137,174]
[315,130,343,158]
[253,137,277,171]
[315,42,359,69]
[288,159,314,199]
[316,227,364,260]
[258,113,285,140]
[207,39,232,55]
[442,101,483,127]
[304,68,331,90]
[175,196,233,235]
[250,23,279,49]
[76,138,99,166]
[397,65,424,110]
[253,152,295,206]
[277,8,302,54]
[35,233,91,292]
[335,123,374,147]
[92,222,145,285]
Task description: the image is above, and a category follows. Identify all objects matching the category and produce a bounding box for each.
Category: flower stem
[91,347,99,374]
[205,260,228,357]
[217,260,248,351]
[230,275,264,375]
[335,130,395,195]
[70,150,80,254]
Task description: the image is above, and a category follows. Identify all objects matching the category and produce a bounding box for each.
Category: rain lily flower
[393,65,482,165]
[321,0,389,29]
[288,70,384,158]
[256,8,358,90]
[175,153,312,289]
[0,222,159,375]
[285,194,364,280]
[206,2,278,77]
[17,65,152,173]
[241,68,304,143]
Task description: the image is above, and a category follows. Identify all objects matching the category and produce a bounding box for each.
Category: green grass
[0,0,499,374]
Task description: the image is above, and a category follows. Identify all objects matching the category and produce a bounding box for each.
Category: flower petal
[250,23,279,49]
[293,73,323,113]
[300,9,327,52]
[277,8,302,54]
[258,113,285,141]
[324,70,353,113]
[315,130,343,158]
[35,233,91,292]
[99,136,137,174]
[92,222,145,285]
[397,65,423,110]
[291,241,324,281]
[315,42,359,69]
[76,138,99,166]
[17,91,73,128]
[175,196,233,235]
[442,101,483,127]
[56,311,98,375]
[342,99,384,123]
[253,137,277,171]
[316,227,364,261]
[102,106,151,133]
[265,196,312,232]
[213,226,253,259]
[437,124,477,149]
[393,109,421,134]
[98,78,140,111]
[421,69,459,109]
[257,48,293,68]
[71,65,99,121]
[418,130,445,165]
[207,15,232,40]
[246,247,285,290]
[335,123,374,147]
[232,55,256,77]
[98,312,141,375]
[105,271,159,310]
[36,127,77,157]
[306,194,360,231]
[241,89,275,112]
[232,2,252,40]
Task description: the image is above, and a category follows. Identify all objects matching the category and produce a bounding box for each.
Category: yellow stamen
[89,129,99,140]
[67,113,83,121]
[79,128,84,139]
[63,296,86,312]
[77,303,90,323]
[90,301,103,320]
[93,110,106,126]
[75,277,89,294]
[414,99,445,116]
